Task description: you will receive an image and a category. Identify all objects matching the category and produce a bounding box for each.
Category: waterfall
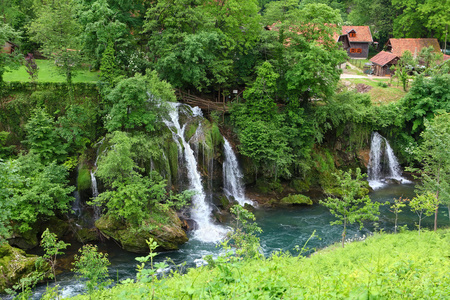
[368,132,410,189]
[90,137,105,219]
[223,138,253,206]
[164,102,228,243]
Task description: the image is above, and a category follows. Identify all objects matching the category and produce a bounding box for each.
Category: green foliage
[100,40,118,83]
[320,168,381,247]
[104,72,174,133]
[400,74,450,134]
[40,228,70,283]
[92,131,190,227]
[72,244,111,296]
[0,21,22,86]
[27,0,81,88]
[71,230,450,299]
[222,205,263,260]
[280,194,313,205]
[389,197,408,234]
[409,192,438,235]
[408,113,450,229]
[24,108,67,164]
[0,159,15,244]
[9,152,74,233]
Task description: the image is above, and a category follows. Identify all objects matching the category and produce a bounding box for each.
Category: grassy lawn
[342,77,407,104]
[4,59,99,83]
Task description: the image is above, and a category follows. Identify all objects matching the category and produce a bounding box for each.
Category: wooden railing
[175,90,230,112]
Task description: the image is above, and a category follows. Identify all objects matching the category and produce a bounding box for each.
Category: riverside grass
[70,230,450,299]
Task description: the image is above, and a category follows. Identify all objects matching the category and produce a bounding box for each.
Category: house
[385,38,440,58]
[342,26,373,59]
[2,41,18,54]
[369,51,399,76]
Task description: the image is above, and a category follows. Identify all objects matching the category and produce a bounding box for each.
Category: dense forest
[1,0,450,298]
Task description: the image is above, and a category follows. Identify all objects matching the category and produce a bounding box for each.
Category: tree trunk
[341,220,347,248]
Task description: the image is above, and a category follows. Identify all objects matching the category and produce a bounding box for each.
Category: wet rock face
[95,209,188,253]
[0,243,49,293]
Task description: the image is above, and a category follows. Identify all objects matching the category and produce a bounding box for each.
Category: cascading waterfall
[223,138,253,206]
[90,138,105,219]
[164,102,228,243]
[368,132,410,189]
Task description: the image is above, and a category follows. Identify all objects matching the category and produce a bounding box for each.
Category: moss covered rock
[280,194,313,206]
[0,243,49,293]
[95,209,188,253]
[8,227,39,250]
[77,165,92,192]
[74,228,99,243]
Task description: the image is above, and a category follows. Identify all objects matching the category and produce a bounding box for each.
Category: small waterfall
[72,190,82,218]
[368,132,410,189]
[90,138,105,219]
[223,138,253,206]
[164,103,228,243]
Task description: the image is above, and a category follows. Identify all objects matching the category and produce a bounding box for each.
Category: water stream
[26,182,450,299]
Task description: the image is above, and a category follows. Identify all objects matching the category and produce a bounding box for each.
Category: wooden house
[342,26,373,59]
[385,38,440,58]
[2,41,18,54]
[370,51,399,76]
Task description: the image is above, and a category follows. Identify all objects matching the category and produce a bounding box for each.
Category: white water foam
[164,103,228,243]
[223,138,253,206]
[368,132,411,189]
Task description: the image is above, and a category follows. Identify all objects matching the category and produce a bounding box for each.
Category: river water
[23,182,449,298]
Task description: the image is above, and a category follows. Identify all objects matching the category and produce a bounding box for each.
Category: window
[349,32,356,37]
[350,48,362,53]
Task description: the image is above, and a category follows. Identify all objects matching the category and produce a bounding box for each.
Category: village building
[385,38,440,58]
[369,51,399,76]
[2,41,18,54]
[342,26,373,59]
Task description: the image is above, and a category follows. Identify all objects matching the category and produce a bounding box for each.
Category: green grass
[70,230,450,299]
[342,78,406,104]
[4,59,99,83]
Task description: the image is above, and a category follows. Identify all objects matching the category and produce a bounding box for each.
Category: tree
[0,159,15,244]
[27,0,81,89]
[0,21,22,86]
[409,113,450,231]
[72,244,111,296]
[389,197,408,233]
[77,0,130,70]
[320,168,381,248]
[409,192,438,235]
[401,74,450,134]
[100,39,118,84]
[24,53,39,83]
[40,228,70,283]
[10,152,74,233]
[104,72,174,133]
[24,108,67,164]
[222,205,262,259]
[92,131,190,227]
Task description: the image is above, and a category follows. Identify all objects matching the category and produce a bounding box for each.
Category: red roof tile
[342,26,373,43]
[370,51,399,66]
[387,38,440,57]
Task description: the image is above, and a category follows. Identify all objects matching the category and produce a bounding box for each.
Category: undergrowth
[70,230,450,299]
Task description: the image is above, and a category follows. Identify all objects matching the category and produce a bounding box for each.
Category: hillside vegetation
[70,230,450,299]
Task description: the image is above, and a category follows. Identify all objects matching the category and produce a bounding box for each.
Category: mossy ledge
[95,209,188,253]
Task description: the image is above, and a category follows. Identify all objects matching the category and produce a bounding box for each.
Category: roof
[342,26,373,43]
[370,51,399,66]
[386,38,440,57]
[444,54,450,61]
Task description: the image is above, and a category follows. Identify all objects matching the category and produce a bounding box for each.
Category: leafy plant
[320,168,381,247]
[40,228,70,283]
[72,244,111,296]
[389,197,408,234]
[24,53,39,83]
[409,192,438,235]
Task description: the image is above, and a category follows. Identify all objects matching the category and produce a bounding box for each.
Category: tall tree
[410,113,450,231]
[27,0,81,88]
[0,21,22,86]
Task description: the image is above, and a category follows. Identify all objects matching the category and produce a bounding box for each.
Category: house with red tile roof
[342,26,373,59]
[385,38,440,58]
[369,51,399,76]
